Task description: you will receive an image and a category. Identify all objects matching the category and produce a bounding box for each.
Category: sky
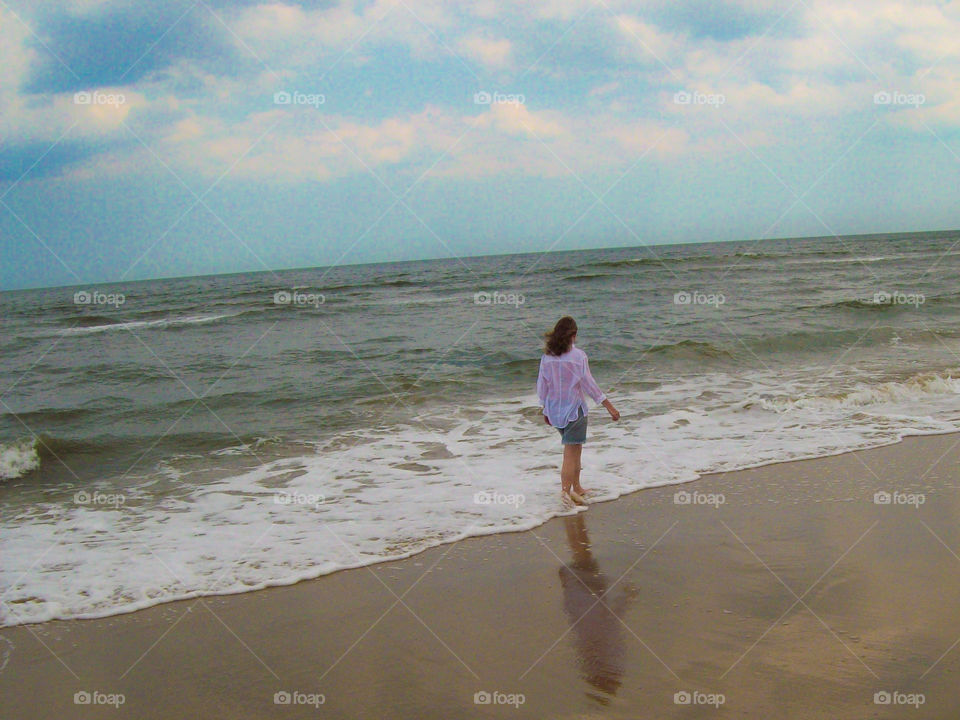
[0,0,958,290]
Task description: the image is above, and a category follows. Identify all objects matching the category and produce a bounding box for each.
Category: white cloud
[229,1,457,67]
[526,0,597,21]
[703,79,858,119]
[609,120,689,157]
[11,0,960,190]
[589,81,621,97]
[0,7,37,96]
[479,102,565,138]
[81,98,701,184]
[0,8,147,149]
[458,34,513,69]
[809,0,960,67]
[614,14,683,65]
[877,67,960,132]
[230,2,365,51]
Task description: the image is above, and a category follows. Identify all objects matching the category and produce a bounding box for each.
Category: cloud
[875,68,960,132]
[524,0,597,21]
[24,2,236,94]
[479,102,565,138]
[6,0,960,192]
[0,7,37,96]
[614,14,684,65]
[0,7,147,157]
[229,1,458,68]
[229,2,365,56]
[589,81,621,97]
[609,120,689,157]
[458,34,513,69]
[74,97,698,186]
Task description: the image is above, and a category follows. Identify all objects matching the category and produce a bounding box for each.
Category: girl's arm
[583,356,619,420]
[580,356,606,404]
[536,358,550,423]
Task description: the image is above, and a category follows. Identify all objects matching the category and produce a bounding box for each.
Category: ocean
[3,229,960,626]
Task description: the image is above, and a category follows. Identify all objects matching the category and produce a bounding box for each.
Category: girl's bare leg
[570,444,589,495]
[560,444,579,494]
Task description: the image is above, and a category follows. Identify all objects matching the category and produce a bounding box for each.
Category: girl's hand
[602,398,620,421]
[543,414,551,426]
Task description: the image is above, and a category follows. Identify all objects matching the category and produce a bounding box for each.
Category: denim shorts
[556,406,587,445]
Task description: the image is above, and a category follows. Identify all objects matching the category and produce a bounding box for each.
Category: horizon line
[4,226,958,294]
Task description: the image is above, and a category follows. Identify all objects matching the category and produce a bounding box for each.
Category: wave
[756,370,960,413]
[71,314,124,328]
[647,339,733,359]
[732,251,787,259]
[60,313,238,335]
[730,325,960,359]
[577,247,857,272]
[820,299,899,311]
[4,406,94,426]
[6,431,222,468]
[563,273,610,281]
[731,248,851,259]
[641,328,946,363]
[802,293,950,312]
[786,253,914,266]
[581,256,701,270]
[0,437,40,480]
[370,278,426,289]
[9,364,960,626]
[30,433,122,460]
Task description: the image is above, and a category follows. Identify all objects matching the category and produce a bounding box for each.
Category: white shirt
[536,344,607,428]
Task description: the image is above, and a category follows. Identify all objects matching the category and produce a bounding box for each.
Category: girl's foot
[572,486,590,497]
[561,491,575,507]
[568,489,587,506]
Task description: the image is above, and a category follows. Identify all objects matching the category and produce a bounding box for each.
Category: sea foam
[4,367,960,626]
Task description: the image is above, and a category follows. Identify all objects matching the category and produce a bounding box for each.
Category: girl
[537,316,619,506]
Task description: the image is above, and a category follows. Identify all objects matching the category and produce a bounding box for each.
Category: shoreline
[3,424,955,631]
[3,431,960,718]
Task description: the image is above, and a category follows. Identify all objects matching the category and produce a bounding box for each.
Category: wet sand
[3,433,960,718]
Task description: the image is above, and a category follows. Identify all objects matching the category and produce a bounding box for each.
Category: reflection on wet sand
[559,512,637,703]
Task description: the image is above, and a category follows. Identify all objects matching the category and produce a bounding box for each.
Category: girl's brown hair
[544,316,577,356]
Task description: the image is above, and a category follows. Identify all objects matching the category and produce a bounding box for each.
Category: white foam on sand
[4,367,960,626]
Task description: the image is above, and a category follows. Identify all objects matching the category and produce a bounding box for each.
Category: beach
[3,431,959,719]
[4,1,960,716]
[6,234,960,629]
